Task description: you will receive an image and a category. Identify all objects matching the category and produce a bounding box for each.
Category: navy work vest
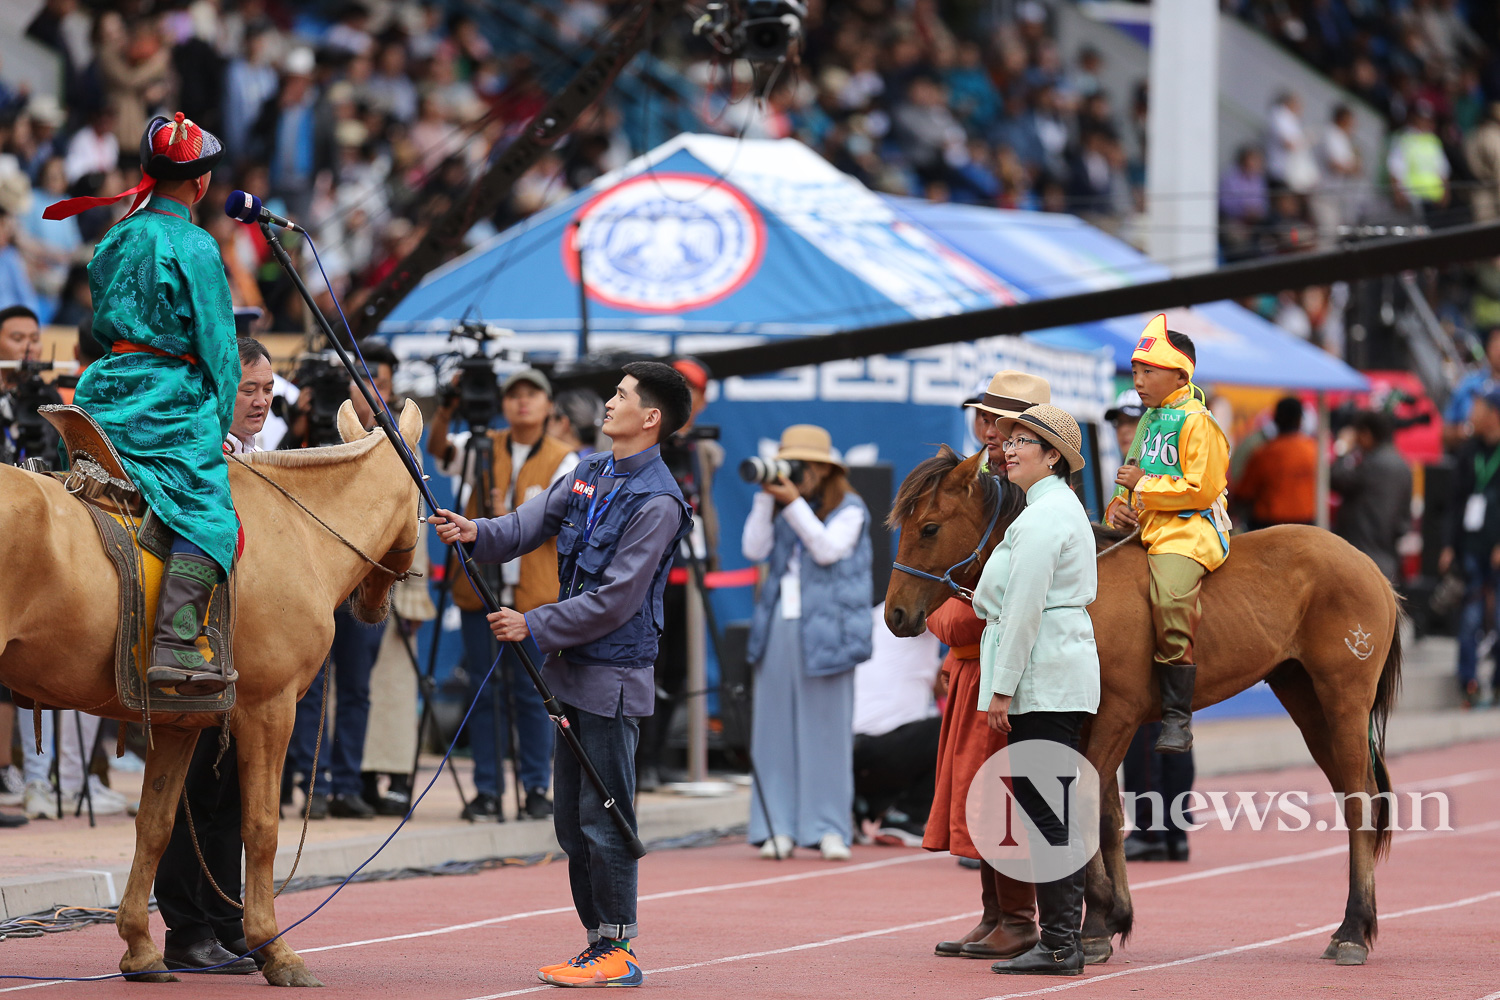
[554,450,691,667]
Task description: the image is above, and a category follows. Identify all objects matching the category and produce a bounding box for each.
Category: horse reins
[892,484,1142,599]
[229,455,418,580]
[891,484,1005,601]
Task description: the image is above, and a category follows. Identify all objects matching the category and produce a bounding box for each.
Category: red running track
[3,739,1498,999]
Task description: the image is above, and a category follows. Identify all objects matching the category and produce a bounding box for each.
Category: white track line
[3,766,1496,995]
[980,890,1500,1000]
[297,850,947,954]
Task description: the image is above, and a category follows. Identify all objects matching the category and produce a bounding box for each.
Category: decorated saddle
[38,404,235,713]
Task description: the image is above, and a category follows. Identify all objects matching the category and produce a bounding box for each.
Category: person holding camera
[0,304,64,465]
[742,425,872,862]
[428,362,692,987]
[428,367,577,821]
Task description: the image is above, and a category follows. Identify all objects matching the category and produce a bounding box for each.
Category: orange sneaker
[537,943,604,982]
[541,942,644,988]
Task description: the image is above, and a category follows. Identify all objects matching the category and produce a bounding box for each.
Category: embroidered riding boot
[990,868,1084,976]
[1154,664,1197,754]
[936,863,1000,955]
[147,553,234,696]
[961,870,1040,959]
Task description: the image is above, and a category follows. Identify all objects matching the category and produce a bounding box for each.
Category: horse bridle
[891,487,1005,602]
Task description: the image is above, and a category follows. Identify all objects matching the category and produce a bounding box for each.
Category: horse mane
[238,429,385,468]
[1093,522,1131,546]
[887,444,1025,530]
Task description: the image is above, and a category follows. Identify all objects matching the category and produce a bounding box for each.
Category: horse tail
[1370,599,1404,863]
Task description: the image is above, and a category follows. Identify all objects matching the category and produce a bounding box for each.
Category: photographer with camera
[741,425,872,861]
[0,304,64,467]
[636,357,723,791]
[428,367,577,821]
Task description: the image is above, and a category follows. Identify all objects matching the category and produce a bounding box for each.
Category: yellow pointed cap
[1130,314,1194,379]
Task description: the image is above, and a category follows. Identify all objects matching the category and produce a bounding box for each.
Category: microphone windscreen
[225,190,262,224]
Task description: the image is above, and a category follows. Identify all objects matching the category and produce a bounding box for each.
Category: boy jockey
[1104,316,1231,753]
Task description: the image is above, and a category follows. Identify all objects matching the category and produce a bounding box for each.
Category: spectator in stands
[1332,411,1412,586]
[1314,105,1365,245]
[254,47,333,219]
[96,12,170,150]
[0,212,41,318]
[1466,102,1500,223]
[18,156,82,306]
[63,106,119,184]
[1234,397,1319,529]
[1440,384,1500,707]
[1444,328,1500,448]
[744,425,872,862]
[1265,92,1320,195]
[1388,101,1450,218]
[852,604,942,846]
[222,25,279,157]
[892,75,966,185]
[1220,147,1269,258]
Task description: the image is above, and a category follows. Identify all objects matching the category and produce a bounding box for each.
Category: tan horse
[0,399,422,986]
[884,447,1402,967]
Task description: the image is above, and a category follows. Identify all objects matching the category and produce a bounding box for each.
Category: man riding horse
[45,111,240,696]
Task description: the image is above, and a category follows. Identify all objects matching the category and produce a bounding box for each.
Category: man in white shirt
[852,604,943,845]
[1265,92,1319,194]
[64,107,122,184]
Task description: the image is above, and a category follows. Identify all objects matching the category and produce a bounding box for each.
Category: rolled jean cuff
[594,922,638,942]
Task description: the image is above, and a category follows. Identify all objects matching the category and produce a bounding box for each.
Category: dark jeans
[852,716,941,822]
[458,610,554,797]
[636,585,687,776]
[156,732,243,950]
[287,608,386,798]
[1122,723,1196,845]
[554,697,640,941]
[1458,553,1498,688]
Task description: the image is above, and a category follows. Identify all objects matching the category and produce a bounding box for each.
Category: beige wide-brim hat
[965,370,1051,419]
[776,424,846,470]
[999,403,1086,472]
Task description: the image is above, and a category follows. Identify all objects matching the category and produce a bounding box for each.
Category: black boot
[991,869,1084,976]
[1154,664,1197,754]
[146,552,235,696]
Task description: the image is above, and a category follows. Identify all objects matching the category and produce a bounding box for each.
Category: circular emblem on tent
[565,172,766,313]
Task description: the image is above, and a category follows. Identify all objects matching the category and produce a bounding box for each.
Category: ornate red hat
[43,112,224,223]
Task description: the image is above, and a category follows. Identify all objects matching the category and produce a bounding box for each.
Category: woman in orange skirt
[925,371,1051,960]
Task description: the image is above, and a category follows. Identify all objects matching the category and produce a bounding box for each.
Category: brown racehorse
[884,446,1402,967]
[0,400,422,986]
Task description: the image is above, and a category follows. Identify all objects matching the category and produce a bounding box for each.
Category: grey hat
[502,368,552,398]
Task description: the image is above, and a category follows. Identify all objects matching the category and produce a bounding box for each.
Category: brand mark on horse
[1345,625,1374,660]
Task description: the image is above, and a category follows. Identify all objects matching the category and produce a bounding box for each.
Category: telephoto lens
[738,457,805,485]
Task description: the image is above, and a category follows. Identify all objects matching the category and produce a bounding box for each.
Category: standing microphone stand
[260,221,647,858]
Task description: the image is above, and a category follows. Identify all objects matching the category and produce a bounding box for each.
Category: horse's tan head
[884,445,1023,637]
[339,398,424,624]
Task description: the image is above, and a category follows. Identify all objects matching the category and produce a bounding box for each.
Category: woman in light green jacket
[974,403,1099,978]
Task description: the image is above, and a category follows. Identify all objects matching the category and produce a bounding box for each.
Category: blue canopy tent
[884,199,1368,392]
[382,135,1359,717]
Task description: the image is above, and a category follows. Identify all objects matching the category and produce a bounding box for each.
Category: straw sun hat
[776,424,846,470]
[1001,403,1086,472]
[965,370,1051,420]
